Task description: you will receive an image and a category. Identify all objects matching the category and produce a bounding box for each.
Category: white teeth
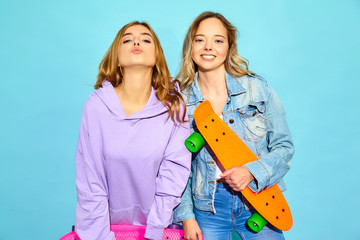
[201,55,215,59]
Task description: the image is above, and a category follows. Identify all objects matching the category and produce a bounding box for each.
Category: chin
[124,60,154,67]
[198,65,222,72]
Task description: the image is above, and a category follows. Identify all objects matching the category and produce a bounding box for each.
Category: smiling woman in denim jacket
[173,12,294,240]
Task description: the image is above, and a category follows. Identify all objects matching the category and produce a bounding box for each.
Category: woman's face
[192,18,229,74]
[118,24,156,69]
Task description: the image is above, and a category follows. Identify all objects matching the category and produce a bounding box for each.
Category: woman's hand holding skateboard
[220,166,255,192]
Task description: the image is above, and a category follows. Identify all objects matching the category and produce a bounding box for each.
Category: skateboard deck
[59,224,185,240]
[192,100,292,231]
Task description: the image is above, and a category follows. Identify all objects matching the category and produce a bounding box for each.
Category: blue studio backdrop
[0,1,359,239]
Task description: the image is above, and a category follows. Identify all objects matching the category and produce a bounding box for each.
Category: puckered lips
[201,54,216,61]
[131,47,143,54]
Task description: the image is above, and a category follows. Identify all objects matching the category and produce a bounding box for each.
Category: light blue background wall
[1,0,359,239]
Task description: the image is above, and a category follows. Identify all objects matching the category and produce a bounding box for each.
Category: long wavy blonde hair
[177,12,253,90]
[95,21,186,123]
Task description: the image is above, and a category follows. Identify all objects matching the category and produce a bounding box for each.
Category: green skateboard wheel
[185,132,205,152]
[247,212,267,233]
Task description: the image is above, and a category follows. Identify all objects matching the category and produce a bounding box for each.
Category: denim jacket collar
[186,72,246,105]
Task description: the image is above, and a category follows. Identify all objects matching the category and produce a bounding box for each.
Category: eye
[143,39,151,43]
[215,39,224,43]
[122,39,132,44]
[194,38,203,43]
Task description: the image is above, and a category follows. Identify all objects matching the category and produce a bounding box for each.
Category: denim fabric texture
[194,183,285,240]
[173,72,294,226]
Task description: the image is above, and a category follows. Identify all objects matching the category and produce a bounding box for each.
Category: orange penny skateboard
[185,101,293,232]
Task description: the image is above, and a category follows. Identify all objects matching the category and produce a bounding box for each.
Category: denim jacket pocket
[237,102,267,142]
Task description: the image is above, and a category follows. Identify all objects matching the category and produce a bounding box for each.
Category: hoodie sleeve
[172,161,195,223]
[144,111,192,240]
[75,100,115,240]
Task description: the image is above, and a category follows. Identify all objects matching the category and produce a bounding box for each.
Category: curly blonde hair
[95,21,186,123]
[177,12,253,90]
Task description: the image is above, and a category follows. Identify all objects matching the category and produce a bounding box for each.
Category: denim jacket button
[229,119,235,124]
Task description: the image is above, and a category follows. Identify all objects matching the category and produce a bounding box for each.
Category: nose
[204,40,212,51]
[134,38,140,46]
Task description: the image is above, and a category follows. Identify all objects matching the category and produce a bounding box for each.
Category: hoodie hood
[95,80,168,120]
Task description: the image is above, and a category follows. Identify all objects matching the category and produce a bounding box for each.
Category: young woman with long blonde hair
[75,21,191,240]
[173,12,294,240]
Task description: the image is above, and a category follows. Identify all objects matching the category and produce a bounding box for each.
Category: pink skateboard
[59,224,185,240]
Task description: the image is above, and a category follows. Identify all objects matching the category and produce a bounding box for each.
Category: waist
[216,178,226,183]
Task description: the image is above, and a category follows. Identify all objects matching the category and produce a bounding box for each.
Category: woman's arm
[144,119,192,240]
[173,164,204,240]
[172,166,195,222]
[75,101,115,240]
[245,84,294,193]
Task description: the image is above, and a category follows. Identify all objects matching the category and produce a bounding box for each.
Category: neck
[198,66,227,96]
[117,67,153,105]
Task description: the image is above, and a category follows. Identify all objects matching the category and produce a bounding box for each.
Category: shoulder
[180,89,190,104]
[81,91,103,117]
[180,79,199,105]
[241,73,270,90]
[232,73,272,103]
[170,78,187,107]
[171,78,181,90]
[238,73,268,86]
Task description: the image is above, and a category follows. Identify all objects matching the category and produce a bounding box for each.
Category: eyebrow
[122,32,153,38]
[194,34,226,39]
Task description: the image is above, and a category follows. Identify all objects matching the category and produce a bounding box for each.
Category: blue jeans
[194,183,285,240]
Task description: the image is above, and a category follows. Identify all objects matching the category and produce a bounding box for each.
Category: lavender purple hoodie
[75,81,191,240]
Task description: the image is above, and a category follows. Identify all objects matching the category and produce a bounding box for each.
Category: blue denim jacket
[173,72,294,222]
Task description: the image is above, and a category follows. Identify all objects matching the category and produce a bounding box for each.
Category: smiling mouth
[201,54,216,60]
